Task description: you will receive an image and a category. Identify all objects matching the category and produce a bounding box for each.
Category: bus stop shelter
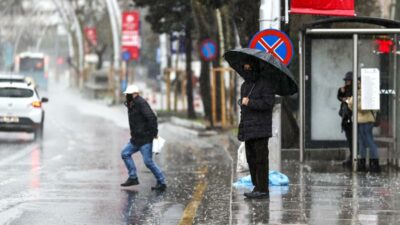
[298,17,400,171]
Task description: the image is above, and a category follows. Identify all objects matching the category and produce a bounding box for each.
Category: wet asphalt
[0,85,232,225]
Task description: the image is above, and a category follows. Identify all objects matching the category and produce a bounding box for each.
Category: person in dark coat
[238,62,275,199]
[120,84,166,191]
[337,72,353,167]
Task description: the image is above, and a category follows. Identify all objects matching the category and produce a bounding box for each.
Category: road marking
[178,166,208,225]
[51,155,63,161]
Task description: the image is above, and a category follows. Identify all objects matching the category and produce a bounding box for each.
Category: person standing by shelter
[337,72,353,167]
[238,62,275,199]
[347,79,381,173]
[224,48,298,199]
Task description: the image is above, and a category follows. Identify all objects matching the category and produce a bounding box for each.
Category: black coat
[337,85,352,127]
[126,96,158,146]
[238,78,275,142]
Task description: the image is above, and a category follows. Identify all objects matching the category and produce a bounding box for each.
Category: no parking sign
[249,29,294,65]
[199,39,218,62]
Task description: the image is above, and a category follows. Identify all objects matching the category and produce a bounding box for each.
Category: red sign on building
[122,11,140,61]
[84,27,97,46]
[291,0,355,17]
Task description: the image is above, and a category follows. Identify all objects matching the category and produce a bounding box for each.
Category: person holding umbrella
[238,61,275,199]
[225,48,298,199]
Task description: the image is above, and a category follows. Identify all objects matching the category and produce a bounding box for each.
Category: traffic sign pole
[260,0,282,172]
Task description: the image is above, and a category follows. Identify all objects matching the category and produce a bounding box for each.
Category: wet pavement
[2,83,400,225]
[233,161,400,225]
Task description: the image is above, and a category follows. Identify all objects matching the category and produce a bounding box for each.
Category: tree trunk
[185,20,196,119]
[191,0,215,124]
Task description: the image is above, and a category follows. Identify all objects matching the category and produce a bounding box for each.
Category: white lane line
[51,155,63,161]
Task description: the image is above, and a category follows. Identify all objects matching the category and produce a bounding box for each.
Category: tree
[231,0,261,47]
[133,0,197,119]
[70,0,110,70]
[191,0,218,124]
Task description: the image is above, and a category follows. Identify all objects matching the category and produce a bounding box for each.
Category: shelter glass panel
[310,39,352,141]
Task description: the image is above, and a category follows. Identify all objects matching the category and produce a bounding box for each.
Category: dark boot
[244,191,269,199]
[244,187,259,197]
[369,159,381,173]
[151,182,167,191]
[121,178,139,187]
[357,159,366,172]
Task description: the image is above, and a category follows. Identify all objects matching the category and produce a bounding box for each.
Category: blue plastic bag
[233,170,289,189]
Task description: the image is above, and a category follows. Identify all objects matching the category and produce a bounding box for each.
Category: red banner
[121,11,140,61]
[291,0,355,16]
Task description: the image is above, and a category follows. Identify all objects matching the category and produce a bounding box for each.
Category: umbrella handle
[247,84,256,98]
[238,83,256,106]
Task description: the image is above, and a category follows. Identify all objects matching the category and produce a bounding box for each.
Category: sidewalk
[232,159,400,225]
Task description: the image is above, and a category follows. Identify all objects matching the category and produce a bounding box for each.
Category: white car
[0,82,48,140]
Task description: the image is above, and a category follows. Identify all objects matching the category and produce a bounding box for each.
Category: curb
[168,116,217,137]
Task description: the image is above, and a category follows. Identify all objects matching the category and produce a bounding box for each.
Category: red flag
[291,0,355,17]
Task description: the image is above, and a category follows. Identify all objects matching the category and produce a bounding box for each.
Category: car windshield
[0,87,34,98]
[0,78,25,83]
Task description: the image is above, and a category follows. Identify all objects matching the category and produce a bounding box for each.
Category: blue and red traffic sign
[249,29,293,65]
[200,39,218,62]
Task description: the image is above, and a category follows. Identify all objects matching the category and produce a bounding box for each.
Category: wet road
[0,85,233,225]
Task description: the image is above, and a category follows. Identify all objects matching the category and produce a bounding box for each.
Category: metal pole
[259,0,281,30]
[352,34,359,172]
[260,0,281,171]
[64,0,84,72]
[393,34,398,165]
[284,0,289,24]
[299,31,304,162]
[105,0,121,103]
[105,0,120,70]
[110,0,122,31]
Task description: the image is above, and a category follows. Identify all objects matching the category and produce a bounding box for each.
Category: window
[0,88,34,98]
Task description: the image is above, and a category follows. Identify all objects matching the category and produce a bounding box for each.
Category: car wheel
[34,123,44,141]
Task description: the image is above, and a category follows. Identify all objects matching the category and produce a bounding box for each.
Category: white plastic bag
[152,136,166,155]
[236,142,249,172]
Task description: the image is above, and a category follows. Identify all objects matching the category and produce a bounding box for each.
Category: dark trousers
[245,137,269,192]
[343,122,353,159]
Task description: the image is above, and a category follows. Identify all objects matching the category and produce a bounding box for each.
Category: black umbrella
[224,48,298,96]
